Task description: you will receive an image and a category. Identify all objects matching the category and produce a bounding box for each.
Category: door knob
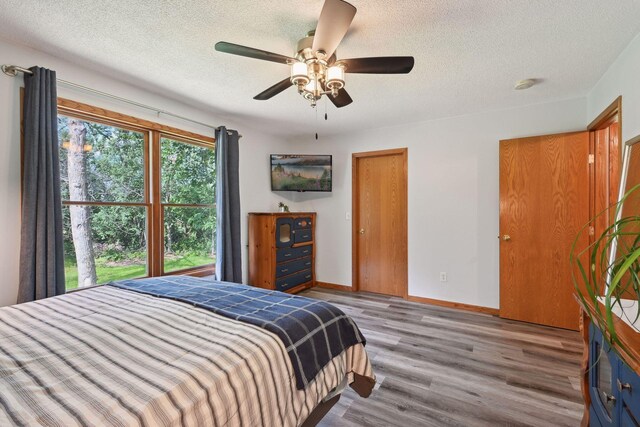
[359,228,365,235]
[502,235,511,241]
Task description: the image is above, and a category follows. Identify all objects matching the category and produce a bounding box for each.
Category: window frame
[53,97,216,284]
[154,133,217,276]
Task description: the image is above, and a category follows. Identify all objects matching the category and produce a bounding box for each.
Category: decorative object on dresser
[278,201,290,212]
[572,134,640,426]
[248,212,316,293]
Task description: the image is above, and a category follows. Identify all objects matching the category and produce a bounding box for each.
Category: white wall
[5,31,640,310]
[588,33,640,143]
[259,98,588,309]
[0,37,285,306]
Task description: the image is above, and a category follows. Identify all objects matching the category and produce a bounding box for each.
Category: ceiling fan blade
[328,88,353,108]
[338,56,415,74]
[254,78,293,100]
[312,0,357,59]
[215,41,294,65]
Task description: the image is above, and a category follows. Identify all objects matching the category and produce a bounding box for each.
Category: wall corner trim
[315,282,353,292]
[406,295,500,316]
[313,282,499,316]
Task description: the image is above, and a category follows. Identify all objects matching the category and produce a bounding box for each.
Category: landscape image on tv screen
[271,154,332,192]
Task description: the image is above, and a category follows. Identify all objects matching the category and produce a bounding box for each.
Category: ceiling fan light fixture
[305,79,317,93]
[214,0,414,109]
[326,65,345,95]
[290,61,310,88]
[291,59,345,104]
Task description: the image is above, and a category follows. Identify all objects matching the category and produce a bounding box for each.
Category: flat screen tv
[271,154,332,192]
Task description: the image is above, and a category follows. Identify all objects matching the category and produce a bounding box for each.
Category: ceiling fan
[215,0,414,108]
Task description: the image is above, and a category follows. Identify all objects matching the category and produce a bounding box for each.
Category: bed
[0,276,375,426]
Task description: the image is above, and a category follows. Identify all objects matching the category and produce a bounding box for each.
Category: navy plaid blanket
[108,276,366,389]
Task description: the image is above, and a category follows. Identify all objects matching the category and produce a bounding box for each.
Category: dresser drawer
[275,256,312,278]
[276,245,313,262]
[293,217,312,229]
[294,228,312,243]
[619,362,640,423]
[275,269,313,292]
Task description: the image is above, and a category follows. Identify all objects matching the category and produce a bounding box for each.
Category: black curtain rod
[2,64,241,138]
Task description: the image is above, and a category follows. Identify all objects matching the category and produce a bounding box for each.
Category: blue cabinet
[590,325,640,426]
[248,213,316,293]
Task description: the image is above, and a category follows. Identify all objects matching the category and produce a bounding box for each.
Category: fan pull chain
[315,103,319,140]
[325,97,328,121]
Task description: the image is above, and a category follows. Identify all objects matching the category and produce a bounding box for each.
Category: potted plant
[278,202,290,213]
[571,183,640,362]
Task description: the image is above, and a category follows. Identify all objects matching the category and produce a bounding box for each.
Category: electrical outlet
[439,272,447,282]
[345,212,351,221]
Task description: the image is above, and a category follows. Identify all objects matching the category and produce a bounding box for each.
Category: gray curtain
[18,67,66,303]
[215,126,242,283]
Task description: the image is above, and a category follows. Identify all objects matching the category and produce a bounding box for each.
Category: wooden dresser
[579,300,640,426]
[248,212,316,294]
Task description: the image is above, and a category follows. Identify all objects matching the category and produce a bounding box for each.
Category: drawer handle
[303,250,309,254]
[284,254,292,257]
[306,275,311,279]
[305,262,311,266]
[617,379,632,393]
[603,392,616,404]
[281,269,288,273]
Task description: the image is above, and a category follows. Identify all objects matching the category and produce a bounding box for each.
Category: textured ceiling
[1,0,640,138]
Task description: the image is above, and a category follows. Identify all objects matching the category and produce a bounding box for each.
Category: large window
[56,101,215,291]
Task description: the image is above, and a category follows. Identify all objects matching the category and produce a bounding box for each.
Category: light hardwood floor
[301,288,584,427]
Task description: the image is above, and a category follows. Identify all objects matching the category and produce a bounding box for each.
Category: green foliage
[571,184,640,364]
[162,139,215,204]
[162,138,216,255]
[271,170,331,191]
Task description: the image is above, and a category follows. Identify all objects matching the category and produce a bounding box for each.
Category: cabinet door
[590,325,619,426]
[275,218,294,248]
[619,362,640,425]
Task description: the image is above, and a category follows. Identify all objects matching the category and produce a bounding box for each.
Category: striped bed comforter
[0,285,375,426]
[109,276,367,390]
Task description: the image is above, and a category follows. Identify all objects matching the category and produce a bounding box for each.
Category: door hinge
[588,154,595,164]
[589,226,595,236]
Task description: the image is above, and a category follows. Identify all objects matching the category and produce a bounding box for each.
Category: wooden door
[591,121,621,295]
[353,148,408,297]
[500,132,590,330]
